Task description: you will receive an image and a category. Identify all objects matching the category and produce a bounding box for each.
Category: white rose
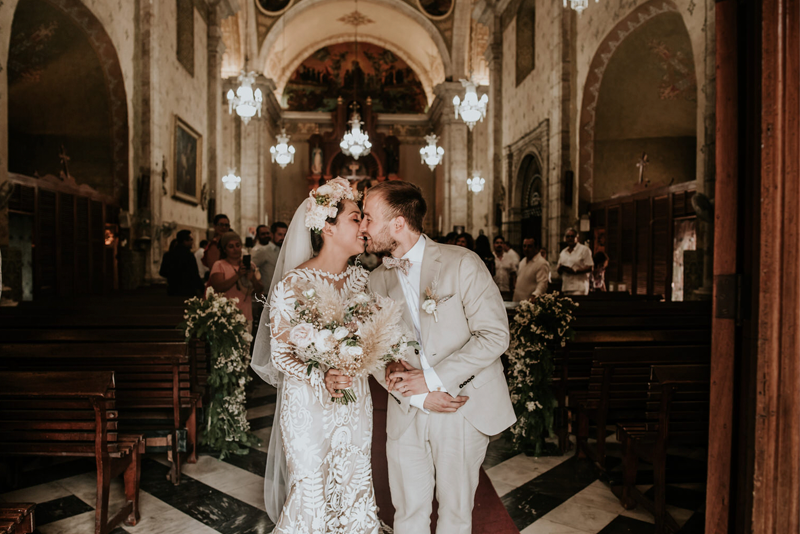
[421,299,437,315]
[289,323,317,348]
[353,292,370,304]
[317,184,334,196]
[342,344,363,357]
[303,288,316,299]
[315,329,337,352]
[333,326,350,341]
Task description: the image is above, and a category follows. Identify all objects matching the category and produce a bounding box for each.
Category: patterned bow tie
[383,256,411,276]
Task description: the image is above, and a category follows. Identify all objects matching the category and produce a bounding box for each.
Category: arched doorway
[518,154,543,247]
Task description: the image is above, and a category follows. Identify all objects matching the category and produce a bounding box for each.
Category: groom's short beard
[368,225,397,254]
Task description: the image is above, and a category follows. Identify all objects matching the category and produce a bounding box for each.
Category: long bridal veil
[251,198,314,523]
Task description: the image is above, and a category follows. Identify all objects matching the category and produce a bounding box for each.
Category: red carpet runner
[369,378,520,534]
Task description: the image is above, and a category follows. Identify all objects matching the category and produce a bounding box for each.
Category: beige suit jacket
[369,237,517,440]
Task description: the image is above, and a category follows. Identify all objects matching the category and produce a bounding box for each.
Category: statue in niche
[311,146,323,175]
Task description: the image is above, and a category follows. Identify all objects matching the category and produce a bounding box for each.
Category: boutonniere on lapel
[422,281,453,323]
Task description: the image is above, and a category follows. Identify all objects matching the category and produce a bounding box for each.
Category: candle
[438,215,443,234]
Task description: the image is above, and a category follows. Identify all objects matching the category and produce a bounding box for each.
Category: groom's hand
[390,360,429,396]
[423,392,468,413]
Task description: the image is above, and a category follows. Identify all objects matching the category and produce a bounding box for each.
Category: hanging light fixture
[452,75,489,131]
[222,169,242,191]
[226,71,263,124]
[270,128,296,168]
[563,0,597,14]
[270,20,296,168]
[419,133,445,170]
[467,171,485,193]
[340,0,372,159]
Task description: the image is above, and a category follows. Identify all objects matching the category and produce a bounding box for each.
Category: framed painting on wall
[173,116,202,205]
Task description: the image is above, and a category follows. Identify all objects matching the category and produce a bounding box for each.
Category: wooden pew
[0,372,143,534]
[0,329,209,399]
[617,364,710,533]
[0,504,35,534]
[550,326,711,451]
[0,315,183,329]
[0,343,199,483]
[572,345,710,468]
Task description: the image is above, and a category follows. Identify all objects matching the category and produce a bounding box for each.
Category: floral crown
[305,177,362,232]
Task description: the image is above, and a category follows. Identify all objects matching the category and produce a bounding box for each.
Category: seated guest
[591,251,609,292]
[159,230,204,297]
[474,234,496,277]
[209,232,264,333]
[513,238,551,302]
[557,228,594,295]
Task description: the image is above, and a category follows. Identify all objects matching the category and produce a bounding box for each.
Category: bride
[251,178,380,534]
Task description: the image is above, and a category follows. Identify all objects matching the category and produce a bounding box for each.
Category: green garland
[182,288,260,459]
[507,293,577,456]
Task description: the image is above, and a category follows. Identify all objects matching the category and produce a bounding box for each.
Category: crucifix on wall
[58,144,71,180]
[636,152,649,185]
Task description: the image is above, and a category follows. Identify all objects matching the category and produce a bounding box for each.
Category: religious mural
[284,43,427,114]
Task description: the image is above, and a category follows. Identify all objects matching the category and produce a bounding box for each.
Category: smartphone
[243,254,251,269]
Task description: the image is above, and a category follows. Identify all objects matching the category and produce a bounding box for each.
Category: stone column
[207,6,225,218]
[432,82,469,233]
[486,16,503,236]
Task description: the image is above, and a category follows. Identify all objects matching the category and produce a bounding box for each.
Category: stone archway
[578,0,686,203]
[5,0,129,204]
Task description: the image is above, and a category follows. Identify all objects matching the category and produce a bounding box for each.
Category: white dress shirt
[394,235,447,412]
[558,242,594,295]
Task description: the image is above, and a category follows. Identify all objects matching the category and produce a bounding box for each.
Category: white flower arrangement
[305,177,362,233]
[182,288,260,458]
[288,281,417,404]
[506,293,577,456]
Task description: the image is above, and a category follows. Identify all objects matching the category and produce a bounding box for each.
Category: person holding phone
[208,232,264,333]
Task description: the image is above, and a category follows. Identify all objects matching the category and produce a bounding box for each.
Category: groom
[359,181,516,534]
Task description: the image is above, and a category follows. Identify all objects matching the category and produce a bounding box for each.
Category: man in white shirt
[503,241,521,268]
[251,222,287,290]
[194,240,209,279]
[557,227,594,295]
[493,235,518,300]
[513,238,551,301]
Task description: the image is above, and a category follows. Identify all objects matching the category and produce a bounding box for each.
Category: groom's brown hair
[368,181,427,234]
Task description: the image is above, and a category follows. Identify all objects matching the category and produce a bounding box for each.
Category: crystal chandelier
[270,128,296,168]
[420,134,445,170]
[340,112,372,159]
[226,71,263,124]
[222,169,241,191]
[467,171,485,193]
[563,0,598,14]
[452,76,488,131]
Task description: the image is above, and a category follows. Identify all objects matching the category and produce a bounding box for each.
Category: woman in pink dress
[208,232,264,333]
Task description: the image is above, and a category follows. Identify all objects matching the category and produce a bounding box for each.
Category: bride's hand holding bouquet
[286,280,417,404]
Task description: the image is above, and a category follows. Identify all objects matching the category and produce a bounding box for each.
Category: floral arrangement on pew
[278,281,417,404]
[182,288,260,459]
[507,293,578,456]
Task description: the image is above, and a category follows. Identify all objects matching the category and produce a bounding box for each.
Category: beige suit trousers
[386,410,490,534]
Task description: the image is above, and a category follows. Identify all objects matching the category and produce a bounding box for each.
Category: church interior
[0,0,797,532]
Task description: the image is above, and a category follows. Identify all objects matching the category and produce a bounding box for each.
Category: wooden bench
[616,364,710,533]
[571,345,710,468]
[0,372,143,534]
[0,504,35,534]
[0,329,209,399]
[0,343,199,483]
[550,327,710,451]
[0,315,184,329]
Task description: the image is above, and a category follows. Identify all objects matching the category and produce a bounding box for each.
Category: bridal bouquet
[286,281,417,404]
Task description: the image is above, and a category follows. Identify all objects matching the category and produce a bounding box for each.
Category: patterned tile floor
[0,382,706,533]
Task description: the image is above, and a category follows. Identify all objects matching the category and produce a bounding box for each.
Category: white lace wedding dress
[269,265,380,534]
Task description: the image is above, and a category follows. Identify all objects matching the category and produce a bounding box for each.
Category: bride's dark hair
[310,203,345,253]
